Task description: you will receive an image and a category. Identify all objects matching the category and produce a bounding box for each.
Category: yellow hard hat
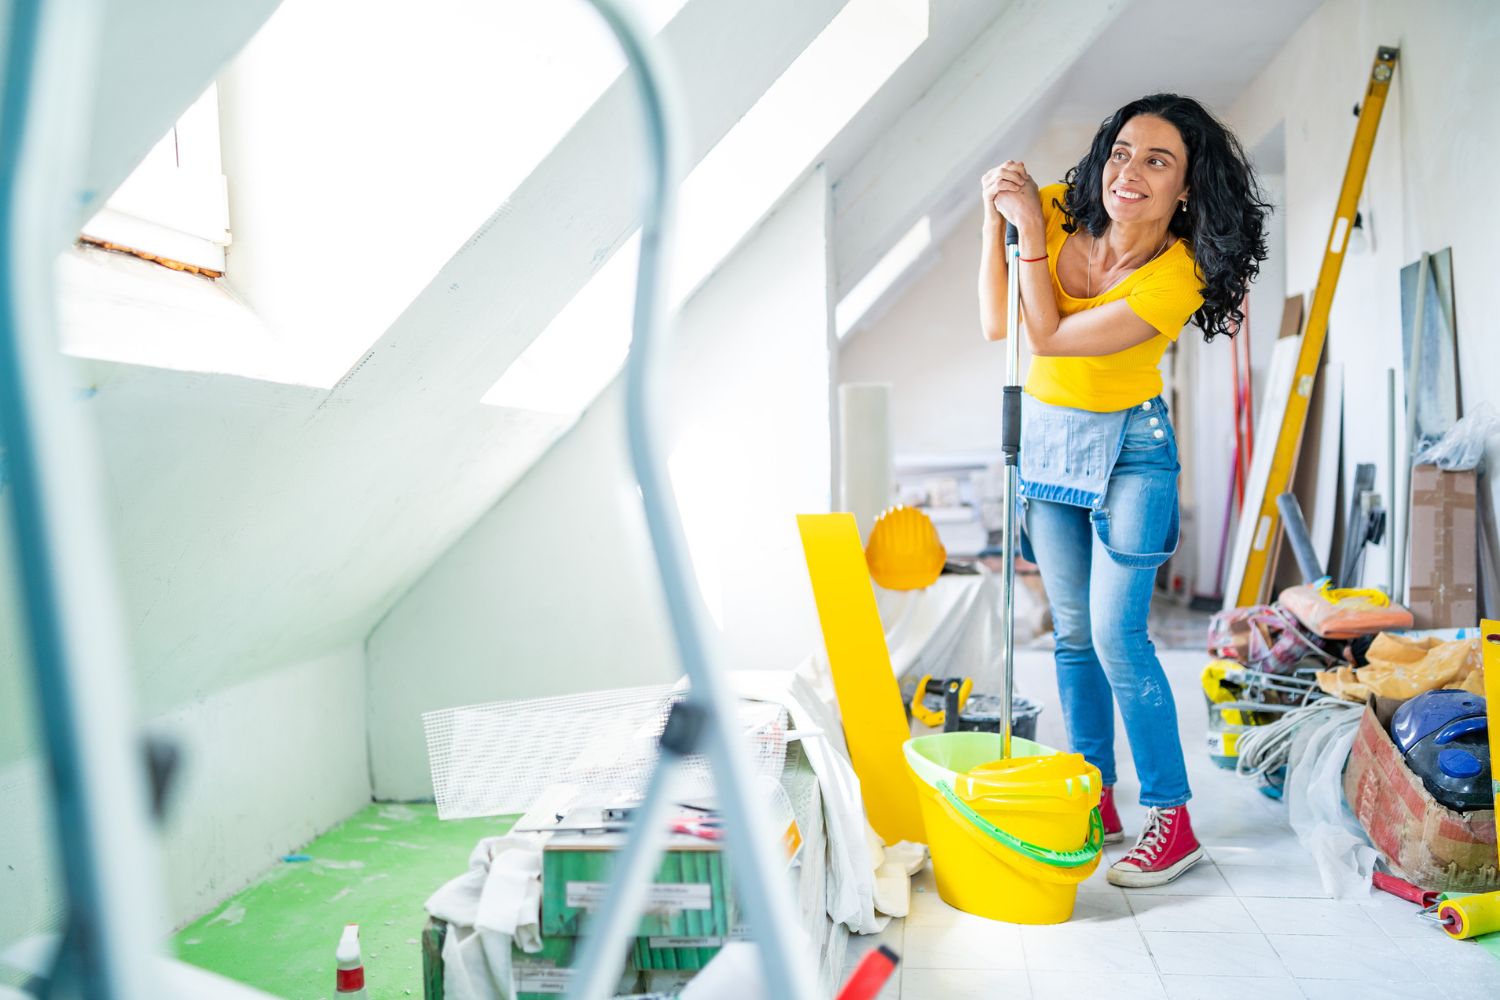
[865,505,946,591]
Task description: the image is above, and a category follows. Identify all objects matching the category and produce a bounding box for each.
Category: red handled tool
[669,817,724,841]
[836,945,899,1000]
[1372,871,1439,908]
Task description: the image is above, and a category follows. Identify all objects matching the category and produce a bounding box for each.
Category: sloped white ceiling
[10,0,1330,741]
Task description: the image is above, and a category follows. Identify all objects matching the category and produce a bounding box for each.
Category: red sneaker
[1106,806,1205,888]
[1099,786,1125,845]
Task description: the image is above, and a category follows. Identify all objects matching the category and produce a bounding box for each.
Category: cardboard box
[1343,695,1499,892]
[1407,465,1478,628]
[541,830,736,938]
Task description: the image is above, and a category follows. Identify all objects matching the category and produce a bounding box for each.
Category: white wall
[362,381,680,800]
[154,647,370,924]
[1226,0,1500,595]
[366,173,833,799]
[0,646,369,943]
[837,221,1008,459]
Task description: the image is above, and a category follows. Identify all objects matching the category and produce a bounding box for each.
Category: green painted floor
[174,803,516,999]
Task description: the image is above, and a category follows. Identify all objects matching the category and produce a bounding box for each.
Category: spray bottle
[335,923,370,999]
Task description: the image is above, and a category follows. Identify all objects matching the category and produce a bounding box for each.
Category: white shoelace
[1122,807,1173,865]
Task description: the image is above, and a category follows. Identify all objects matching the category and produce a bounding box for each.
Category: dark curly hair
[1056,93,1270,342]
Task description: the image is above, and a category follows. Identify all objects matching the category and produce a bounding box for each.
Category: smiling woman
[975,93,1269,891]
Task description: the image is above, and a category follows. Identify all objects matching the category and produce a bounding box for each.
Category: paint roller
[1437,894,1500,940]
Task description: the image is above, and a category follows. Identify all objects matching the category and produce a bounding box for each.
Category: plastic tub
[904,732,1102,924]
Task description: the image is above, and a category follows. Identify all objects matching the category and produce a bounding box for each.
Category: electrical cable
[1234,698,1362,782]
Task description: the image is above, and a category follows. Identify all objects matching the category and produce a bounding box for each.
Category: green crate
[542,832,736,938]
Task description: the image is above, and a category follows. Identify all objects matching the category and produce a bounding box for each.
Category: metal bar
[1214,444,1238,592]
[566,3,816,998]
[998,223,1022,760]
[1387,367,1397,597]
[1275,492,1322,582]
[1231,294,1251,510]
[1241,294,1254,472]
[0,1,167,997]
[1396,252,1429,603]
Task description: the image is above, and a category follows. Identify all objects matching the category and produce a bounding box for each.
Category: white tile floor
[842,647,1500,998]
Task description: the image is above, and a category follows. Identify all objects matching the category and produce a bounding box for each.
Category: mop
[895,228,1105,926]
[997,222,1023,760]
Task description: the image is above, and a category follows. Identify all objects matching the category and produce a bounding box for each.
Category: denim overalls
[1017,393,1191,808]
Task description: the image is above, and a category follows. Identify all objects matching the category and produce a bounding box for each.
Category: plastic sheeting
[873,571,1043,696]
[1284,704,1378,899]
[1317,632,1484,700]
[726,669,916,936]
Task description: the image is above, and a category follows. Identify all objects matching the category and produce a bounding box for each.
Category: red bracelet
[1019,253,1047,263]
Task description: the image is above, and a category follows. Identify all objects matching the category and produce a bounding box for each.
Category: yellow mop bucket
[904,732,1103,924]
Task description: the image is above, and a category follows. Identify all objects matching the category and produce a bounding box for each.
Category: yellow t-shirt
[1023,182,1205,412]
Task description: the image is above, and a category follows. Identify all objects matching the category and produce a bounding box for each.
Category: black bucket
[919,690,1043,741]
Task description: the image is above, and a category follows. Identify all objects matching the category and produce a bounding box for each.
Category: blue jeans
[1022,400,1191,808]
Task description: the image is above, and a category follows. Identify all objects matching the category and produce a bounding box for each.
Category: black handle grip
[1001,385,1021,464]
[1005,222,1019,247]
[943,681,962,734]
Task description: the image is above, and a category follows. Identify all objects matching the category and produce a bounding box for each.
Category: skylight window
[835,215,931,339]
[483,0,929,413]
[223,0,690,388]
[80,85,230,275]
[61,1,688,387]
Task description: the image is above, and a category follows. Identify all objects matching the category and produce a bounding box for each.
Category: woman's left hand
[987,160,1043,234]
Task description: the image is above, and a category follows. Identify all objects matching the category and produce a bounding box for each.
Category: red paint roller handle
[836,945,899,1000]
[1373,871,1439,908]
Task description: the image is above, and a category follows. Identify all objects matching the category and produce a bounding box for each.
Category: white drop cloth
[726,670,924,935]
[876,574,1004,692]
[424,834,547,1000]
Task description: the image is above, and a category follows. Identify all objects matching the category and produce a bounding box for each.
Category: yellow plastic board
[797,513,925,844]
[1483,622,1500,832]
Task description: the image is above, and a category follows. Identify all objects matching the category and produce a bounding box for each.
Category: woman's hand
[981,160,1042,234]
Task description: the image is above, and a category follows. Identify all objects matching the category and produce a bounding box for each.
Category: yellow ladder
[1235,46,1399,606]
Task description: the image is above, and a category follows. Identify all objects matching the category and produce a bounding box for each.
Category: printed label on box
[565,881,712,910]
[515,968,571,993]
[647,936,724,948]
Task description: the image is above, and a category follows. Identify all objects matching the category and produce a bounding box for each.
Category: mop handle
[1000,222,1021,760]
[1002,223,1022,433]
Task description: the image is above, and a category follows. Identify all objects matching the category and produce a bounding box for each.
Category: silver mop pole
[999,222,1022,760]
